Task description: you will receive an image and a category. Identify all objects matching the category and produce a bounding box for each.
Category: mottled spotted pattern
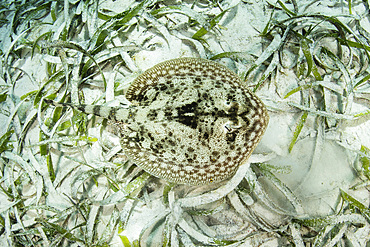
[45,58,269,185]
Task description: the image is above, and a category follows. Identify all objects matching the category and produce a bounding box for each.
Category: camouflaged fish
[45,58,269,185]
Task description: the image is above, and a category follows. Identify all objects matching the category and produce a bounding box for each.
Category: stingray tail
[43,98,131,122]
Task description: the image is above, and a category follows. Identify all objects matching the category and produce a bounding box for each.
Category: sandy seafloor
[1,0,370,246]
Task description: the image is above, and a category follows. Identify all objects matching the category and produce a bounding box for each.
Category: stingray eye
[226,131,238,142]
[225,101,239,114]
[224,123,240,143]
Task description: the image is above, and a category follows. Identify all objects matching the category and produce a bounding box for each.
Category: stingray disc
[119,57,269,185]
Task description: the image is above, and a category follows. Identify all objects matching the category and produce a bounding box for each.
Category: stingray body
[45,58,269,185]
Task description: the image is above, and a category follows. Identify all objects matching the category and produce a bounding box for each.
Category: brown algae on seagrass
[46,58,269,185]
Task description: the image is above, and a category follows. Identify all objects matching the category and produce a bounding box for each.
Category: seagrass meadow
[1,0,370,246]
